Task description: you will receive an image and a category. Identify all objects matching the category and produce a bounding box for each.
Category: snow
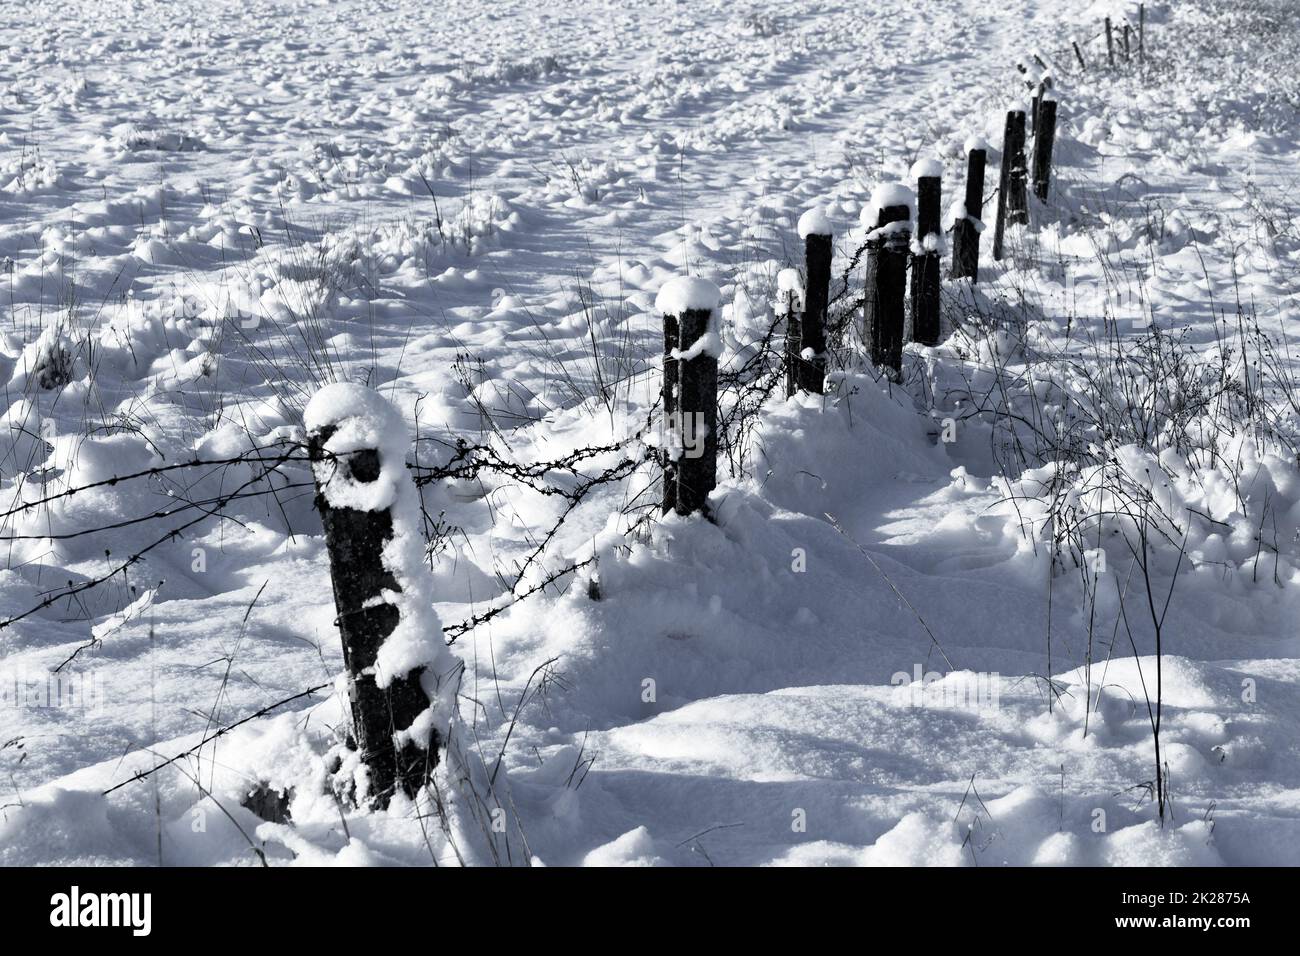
[1,0,1299,870]
[581,826,666,866]
[305,383,411,514]
[861,182,917,228]
[774,268,806,316]
[668,312,725,362]
[797,207,833,238]
[910,157,944,179]
[910,232,944,256]
[655,276,722,316]
[946,201,969,229]
[963,135,990,154]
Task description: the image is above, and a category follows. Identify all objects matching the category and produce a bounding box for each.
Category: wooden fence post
[1106,17,1115,67]
[993,109,1027,261]
[1032,98,1058,202]
[1031,77,1052,132]
[780,268,804,398]
[862,185,912,373]
[656,277,720,517]
[1009,112,1028,230]
[910,160,942,346]
[1123,22,1131,62]
[1073,40,1086,71]
[306,384,442,810]
[797,209,832,394]
[661,311,679,514]
[951,139,987,280]
[1139,5,1146,66]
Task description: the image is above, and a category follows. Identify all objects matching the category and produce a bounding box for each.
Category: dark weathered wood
[951,148,986,280]
[783,289,802,398]
[1032,77,1052,130]
[800,232,832,393]
[1123,23,1131,61]
[911,175,942,346]
[864,204,910,372]
[1032,99,1057,203]
[242,783,293,824]
[672,308,718,516]
[993,110,1027,260]
[1139,5,1145,65]
[1006,110,1029,227]
[308,429,437,809]
[1073,40,1086,72]
[661,312,679,514]
[1106,17,1115,67]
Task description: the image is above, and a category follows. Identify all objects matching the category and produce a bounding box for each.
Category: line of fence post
[863,187,912,373]
[797,209,832,394]
[1105,17,1115,67]
[307,389,439,810]
[1031,98,1058,203]
[951,140,986,281]
[993,109,1027,261]
[910,161,942,346]
[656,277,720,517]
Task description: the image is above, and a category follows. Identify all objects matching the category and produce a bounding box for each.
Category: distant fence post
[1105,17,1115,67]
[951,140,987,280]
[798,209,832,394]
[661,311,679,514]
[780,269,804,398]
[1123,22,1132,62]
[1007,111,1029,227]
[307,385,439,810]
[862,186,912,373]
[656,277,720,517]
[1032,98,1058,202]
[993,109,1027,261]
[910,160,942,346]
[1139,5,1146,65]
[1073,40,1086,71]
[1031,78,1051,132]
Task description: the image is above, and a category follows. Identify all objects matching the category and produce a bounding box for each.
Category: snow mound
[797,207,833,238]
[655,276,722,316]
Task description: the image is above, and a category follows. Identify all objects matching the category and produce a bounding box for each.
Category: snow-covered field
[2,0,1299,866]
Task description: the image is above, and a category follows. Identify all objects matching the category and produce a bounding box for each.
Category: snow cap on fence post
[775,268,806,316]
[861,182,916,235]
[305,382,458,808]
[655,276,721,517]
[654,275,723,321]
[797,207,833,240]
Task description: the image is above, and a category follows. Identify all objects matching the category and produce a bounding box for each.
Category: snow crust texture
[1,0,1298,869]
